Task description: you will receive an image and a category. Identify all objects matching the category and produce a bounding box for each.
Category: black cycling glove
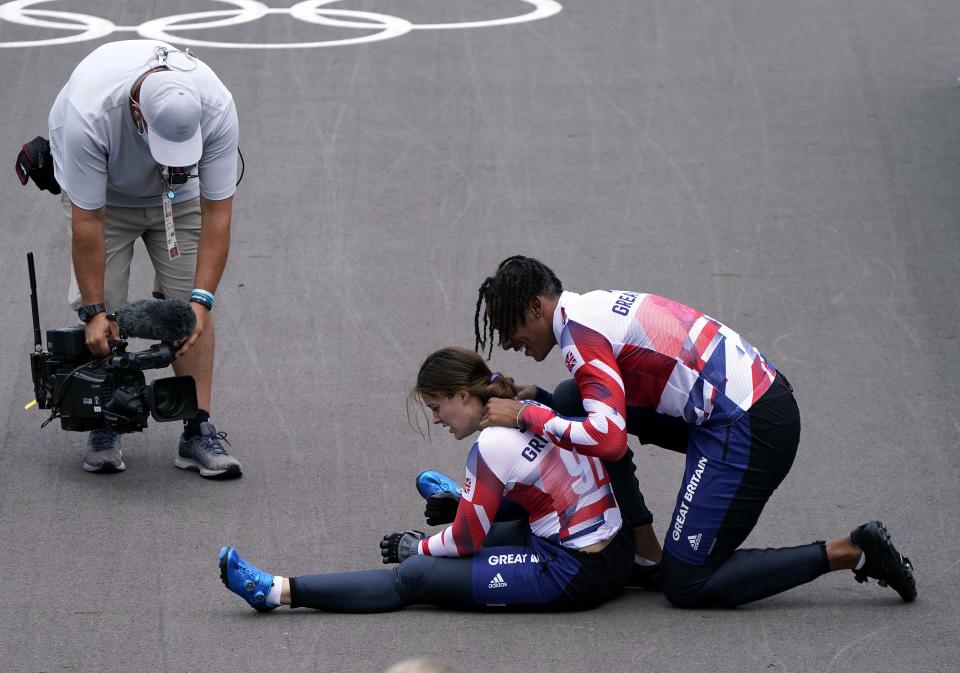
[380,530,425,564]
[424,492,460,526]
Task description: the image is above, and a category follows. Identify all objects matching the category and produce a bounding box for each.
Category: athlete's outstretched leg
[290,522,571,611]
[220,525,633,613]
[290,555,475,612]
[216,550,476,613]
[287,525,530,612]
[290,526,582,612]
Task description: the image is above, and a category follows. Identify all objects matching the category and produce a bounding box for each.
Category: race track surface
[1,2,958,672]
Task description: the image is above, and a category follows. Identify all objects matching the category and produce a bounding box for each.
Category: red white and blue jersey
[522,290,777,462]
[418,419,622,558]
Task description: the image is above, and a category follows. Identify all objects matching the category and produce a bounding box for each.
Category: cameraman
[48,40,241,478]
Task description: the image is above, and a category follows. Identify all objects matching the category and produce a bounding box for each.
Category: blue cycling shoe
[219,547,278,612]
[416,470,462,500]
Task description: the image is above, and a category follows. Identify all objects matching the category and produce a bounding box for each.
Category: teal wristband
[190,289,214,310]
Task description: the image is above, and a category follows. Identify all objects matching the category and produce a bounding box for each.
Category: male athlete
[464,255,916,607]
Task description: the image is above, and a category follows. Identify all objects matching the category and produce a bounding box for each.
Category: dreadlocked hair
[474,255,562,358]
[412,346,518,406]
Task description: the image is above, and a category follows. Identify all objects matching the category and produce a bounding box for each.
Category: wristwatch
[77,303,107,323]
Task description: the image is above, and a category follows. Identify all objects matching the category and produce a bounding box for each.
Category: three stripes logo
[688,533,702,551]
[488,573,508,589]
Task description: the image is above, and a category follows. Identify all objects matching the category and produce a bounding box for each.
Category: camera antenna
[27,252,43,351]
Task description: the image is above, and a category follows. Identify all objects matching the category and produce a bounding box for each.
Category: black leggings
[289,521,634,612]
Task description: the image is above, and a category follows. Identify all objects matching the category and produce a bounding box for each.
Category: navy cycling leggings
[550,373,830,607]
[289,521,634,612]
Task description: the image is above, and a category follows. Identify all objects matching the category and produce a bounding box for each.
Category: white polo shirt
[49,40,238,209]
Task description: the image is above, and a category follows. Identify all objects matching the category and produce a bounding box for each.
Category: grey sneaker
[175,422,242,479]
[82,428,125,473]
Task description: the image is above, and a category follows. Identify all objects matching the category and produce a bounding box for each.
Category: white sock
[267,575,284,607]
[854,553,866,571]
[634,555,658,567]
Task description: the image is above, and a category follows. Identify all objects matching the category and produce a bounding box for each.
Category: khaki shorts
[63,195,201,311]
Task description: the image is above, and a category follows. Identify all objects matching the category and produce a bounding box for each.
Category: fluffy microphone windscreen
[113,299,197,342]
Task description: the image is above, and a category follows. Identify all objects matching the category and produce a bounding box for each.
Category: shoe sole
[82,460,126,473]
[175,457,242,480]
[218,547,231,588]
[854,521,917,602]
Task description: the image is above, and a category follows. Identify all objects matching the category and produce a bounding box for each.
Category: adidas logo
[488,573,508,589]
[688,533,702,551]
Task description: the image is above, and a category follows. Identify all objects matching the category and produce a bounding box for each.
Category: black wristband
[189,295,213,311]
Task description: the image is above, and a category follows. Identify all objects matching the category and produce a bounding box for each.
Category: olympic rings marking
[0,0,563,49]
[0,0,115,47]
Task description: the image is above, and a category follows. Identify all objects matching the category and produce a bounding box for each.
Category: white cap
[139,71,203,167]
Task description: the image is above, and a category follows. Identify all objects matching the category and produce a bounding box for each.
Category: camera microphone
[111,299,196,342]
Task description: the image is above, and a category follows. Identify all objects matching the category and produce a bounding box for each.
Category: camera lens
[149,376,197,422]
[153,384,184,417]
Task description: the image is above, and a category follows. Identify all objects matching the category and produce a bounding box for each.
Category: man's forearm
[195,196,232,293]
[71,204,108,304]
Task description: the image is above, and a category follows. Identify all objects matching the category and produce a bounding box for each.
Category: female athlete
[470,255,916,607]
[219,347,634,612]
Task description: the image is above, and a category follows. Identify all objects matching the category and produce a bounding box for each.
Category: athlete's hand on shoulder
[515,385,538,401]
[424,492,459,526]
[480,397,524,430]
[380,530,425,564]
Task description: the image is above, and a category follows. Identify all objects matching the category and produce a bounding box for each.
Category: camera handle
[107,343,176,370]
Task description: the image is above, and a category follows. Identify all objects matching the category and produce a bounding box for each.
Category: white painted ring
[404,0,564,31]
[0,0,563,50]
[0,0,114,48]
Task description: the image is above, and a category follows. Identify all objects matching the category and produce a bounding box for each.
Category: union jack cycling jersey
[522,290,777,462]
[418,421,622,558]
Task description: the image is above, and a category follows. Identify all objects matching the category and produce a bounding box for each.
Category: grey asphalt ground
[2,2,959,672]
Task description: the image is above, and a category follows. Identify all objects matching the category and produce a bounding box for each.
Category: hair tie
[489,373,499,382]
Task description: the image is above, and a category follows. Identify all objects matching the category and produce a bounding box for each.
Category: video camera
[26,253,198,433]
